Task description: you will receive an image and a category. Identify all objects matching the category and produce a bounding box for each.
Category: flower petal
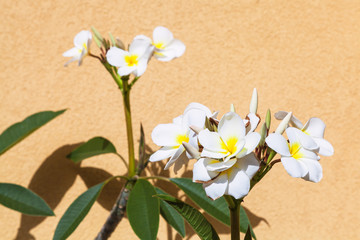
[274,111,303,129]
[265,133,291,157]
[288,127,318,150]
[281,156,308,178]
[153,26,174,46]
[193,158,219,182]
[301,159,323,182]
[149,147,178,162]
[164,145,185,170]
[237,153,260,179]
[118,66,135,76]
[63,47,80,57]
[106,47,127,67]
[173,152,189,174]
[151,123,188,147]
[302,117,326,138]
[198,129,227,158]
[129,38,153,56]
[238,132,260,158]
[226,169,250,199]
[166,39,186,57]
[183,102,212,129]
[74,30,92,48]
[203,173,228,200]
[154,48,178,61]
[206,158,237,172]
[218,112,245,144]
[313,137,334,156]
[133,59,148,77]
[246,113,260,133]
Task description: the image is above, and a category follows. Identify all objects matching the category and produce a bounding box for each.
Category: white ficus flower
[198,112,260,162]
[275,111,334,156]
[150,115,190,171]
[63,30,92,66]
[193,153,260,200]
[106,38,153,77]
[136,26,186,62]
[265,127,323,182]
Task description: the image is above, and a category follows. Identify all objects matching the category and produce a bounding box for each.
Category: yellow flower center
[289,142,303,160]
[154,42,165,49]
[176,134,189,145]
[125,55,138,67]
[220,137,238,155]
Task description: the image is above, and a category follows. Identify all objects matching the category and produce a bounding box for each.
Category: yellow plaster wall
[1,0,359,239]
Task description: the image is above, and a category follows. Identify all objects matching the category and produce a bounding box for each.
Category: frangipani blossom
[275,111,334,156]
[199,112,260,163]
[193,153,260,200]
[106,38,153,77]
[63,30,92,66]
[150,115,190,171]
[265,127,323,182]
[136,26,185,62]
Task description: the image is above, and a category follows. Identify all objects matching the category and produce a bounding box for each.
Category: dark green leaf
[127,179,159,240]
[0,110,66,155]
[0,183,54,216]
[244,225,252,240]
[155,188,185,237]
[53,182,105,240]
[67,137,117,163]
[155,194,219,240]
[170,178,256,239]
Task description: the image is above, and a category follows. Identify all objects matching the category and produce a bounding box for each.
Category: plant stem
[122,79,136,177]
[224,195,241,240]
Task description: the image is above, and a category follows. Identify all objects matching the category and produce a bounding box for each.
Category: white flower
[136,26,185,62]
[193,153,260,200]
[198,112,260,162]
[275,111,334,156]
[150,115,190,171]
[63,30,92,66]
[265,127,323,182]
[194,112,261,199]
[106,38,153,77]
[183,102,218,131]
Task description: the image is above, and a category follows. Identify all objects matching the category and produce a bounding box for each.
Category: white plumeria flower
[275,111,334,156]
[265,127,323,182]
[193,153,260,200]
[150,115,190,171]
[136,26,185,62]
[63,30,92,66]
[198,112,260,165]
[183,102,218,132]
[106,38,153,77]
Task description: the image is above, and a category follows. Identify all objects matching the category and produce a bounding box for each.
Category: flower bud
[249,88,258,114]
[230,103,236,112]
[275,111,292,134]
[259,123,267,146]
[182,142,200,159]
[265,109,271,130]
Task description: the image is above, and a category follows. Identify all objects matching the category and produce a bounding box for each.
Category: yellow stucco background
[1,0,359,239]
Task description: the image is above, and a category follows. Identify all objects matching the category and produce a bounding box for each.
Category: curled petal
[265,133,291,157]
[198,129,227,156]
[164,145,185,170]
[246,113,260,133]
[206,158,237,172]
[237,153,260,179]
[193,158,218,182]
[287,127,318,151]
[301,159,323,183]
[274,111,303,129]
[74,30,92,48]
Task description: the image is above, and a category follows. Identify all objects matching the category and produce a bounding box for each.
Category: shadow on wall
[15,143,268,240]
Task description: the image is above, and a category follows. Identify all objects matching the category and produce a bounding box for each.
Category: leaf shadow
[15,143,82,240]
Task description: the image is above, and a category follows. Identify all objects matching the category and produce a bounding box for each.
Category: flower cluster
[150,89,334,200]
[63,26,185,77]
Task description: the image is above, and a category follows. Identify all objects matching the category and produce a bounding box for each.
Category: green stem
[122,79,136,177]
[224,195,241,240]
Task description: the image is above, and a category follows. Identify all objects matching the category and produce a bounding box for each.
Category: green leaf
[244,225,252,240]
[155,194,219,240]
[127,179,159,240]
[155,188,185,237]
[0,110,66,155]
[170,178,256,239]
[109,32,116,46]
[67,137,117,163]
[0,183,54,216]
[53,181,106,240]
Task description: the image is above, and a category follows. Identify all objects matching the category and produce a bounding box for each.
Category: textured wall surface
[1,0,359,239]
